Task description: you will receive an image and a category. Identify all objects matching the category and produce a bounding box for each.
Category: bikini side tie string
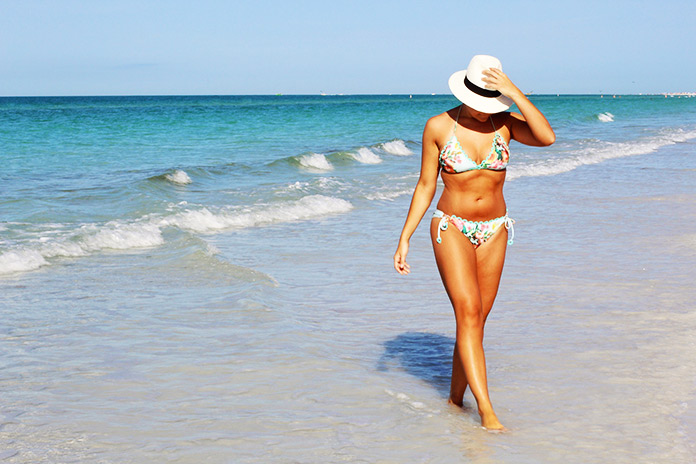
[435,211,448,244]
[504,216,515,245]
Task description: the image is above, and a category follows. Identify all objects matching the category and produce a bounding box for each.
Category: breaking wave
[159,195,353,233]
[508,128,696,180]
[351,147,382,164]
[164,169,193,184]
[0,195,353,275]
[298,153,333,171]
[380,140,413,156]
[598,112,614,122]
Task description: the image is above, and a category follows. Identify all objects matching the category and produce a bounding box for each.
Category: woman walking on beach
[394,55,554,430]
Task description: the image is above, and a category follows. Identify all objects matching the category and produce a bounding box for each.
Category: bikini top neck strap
[453,105,463,133]
[489,115,497,132]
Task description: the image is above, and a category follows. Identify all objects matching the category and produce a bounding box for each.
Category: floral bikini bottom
[433,209,515,248]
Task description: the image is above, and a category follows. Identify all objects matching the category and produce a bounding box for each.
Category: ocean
[2,94,695,463]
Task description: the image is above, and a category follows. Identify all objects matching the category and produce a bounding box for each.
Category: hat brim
[448,70,513,114]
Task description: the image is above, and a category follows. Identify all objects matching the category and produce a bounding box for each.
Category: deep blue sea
[2,94,696,463]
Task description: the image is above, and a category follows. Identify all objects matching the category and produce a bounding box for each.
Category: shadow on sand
[377,332,455,398]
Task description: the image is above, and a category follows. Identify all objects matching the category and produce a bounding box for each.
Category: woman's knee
[452,298,484,328]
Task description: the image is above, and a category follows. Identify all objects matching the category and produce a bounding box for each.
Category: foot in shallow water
[480,411,507,432]
[449,399,508,431]
[448,398,475,413]
[448,397,463,408]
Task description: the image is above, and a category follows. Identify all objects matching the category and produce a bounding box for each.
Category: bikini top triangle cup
[439,106,510,173]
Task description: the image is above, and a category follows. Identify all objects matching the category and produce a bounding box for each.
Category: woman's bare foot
[479,409,506,431]
[448,397,464,408]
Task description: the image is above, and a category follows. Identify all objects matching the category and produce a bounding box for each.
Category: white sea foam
[351,147,382,164]
[205,243,220,255]
[365,188,413,201]
[80,222,165,251]
[0,249,49,274]
[598,112,614,122]
[0,221,165,275]
[285,181,309,191]
[508,129,696,180]
[380,140,413,156]
[315,177,345,190]
[298,153,333,171]
[0,195,354,275]
[161,195,353,233]
[40,241,88,258]
[273,178,349,199]
[384,389,440,414]
[164,169,192,185]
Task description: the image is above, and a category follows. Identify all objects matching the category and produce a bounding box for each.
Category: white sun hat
[448,55,513,114]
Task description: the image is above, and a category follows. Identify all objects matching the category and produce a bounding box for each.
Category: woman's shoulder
[425,108,457,133]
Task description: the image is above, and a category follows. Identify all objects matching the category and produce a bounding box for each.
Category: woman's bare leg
[449,341,467,407]
[431,219,507,430]
[448,232,506,407]
[446,227,508,407]
[476,227,508,326]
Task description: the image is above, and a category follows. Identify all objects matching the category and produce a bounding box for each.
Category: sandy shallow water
[2,121,696,463]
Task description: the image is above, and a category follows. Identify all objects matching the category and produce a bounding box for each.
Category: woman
[393,55,555,431]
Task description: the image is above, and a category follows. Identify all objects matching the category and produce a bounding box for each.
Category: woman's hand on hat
[482,68,521,99]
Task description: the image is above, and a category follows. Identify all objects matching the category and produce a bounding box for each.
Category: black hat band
[464,75,501,98]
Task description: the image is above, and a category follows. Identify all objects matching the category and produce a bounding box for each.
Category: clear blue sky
[1,0,694,96]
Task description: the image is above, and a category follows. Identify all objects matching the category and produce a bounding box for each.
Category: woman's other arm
[394,118,441,275]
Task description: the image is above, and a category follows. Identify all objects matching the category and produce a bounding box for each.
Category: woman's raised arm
[483,68,555,147]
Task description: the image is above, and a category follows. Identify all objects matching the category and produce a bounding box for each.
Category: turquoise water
[3,94,695,272]
[2,94,696,462]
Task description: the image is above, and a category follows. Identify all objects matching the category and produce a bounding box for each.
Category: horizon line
[2,92,694,98]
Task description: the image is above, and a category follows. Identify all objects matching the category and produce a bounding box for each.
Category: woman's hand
[481,68,522,99]
[393,241,411,275]
[483,67,556,147]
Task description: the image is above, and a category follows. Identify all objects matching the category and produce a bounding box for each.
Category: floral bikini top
[439,106,510,173]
